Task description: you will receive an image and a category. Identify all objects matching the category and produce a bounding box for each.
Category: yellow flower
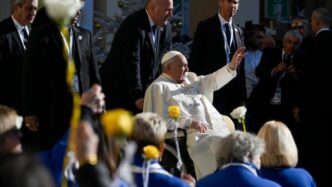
[143,145,160,160]
[168,105,181,120]
[101,109,133,137]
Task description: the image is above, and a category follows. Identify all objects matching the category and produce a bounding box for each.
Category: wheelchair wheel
[160,144,184,177]
[160,138,196,178]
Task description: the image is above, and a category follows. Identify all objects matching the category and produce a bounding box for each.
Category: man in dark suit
[71,23,101,93]
[22,7,100,151]
[0,0,38,115]
[296,8,332,186]
[100,0,173,114]
[246,29,302,133]
[189,0,246,117]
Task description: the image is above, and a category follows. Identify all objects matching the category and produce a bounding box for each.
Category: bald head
[145,0,173,26]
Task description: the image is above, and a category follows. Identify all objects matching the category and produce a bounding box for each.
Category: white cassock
[144,64,237,179]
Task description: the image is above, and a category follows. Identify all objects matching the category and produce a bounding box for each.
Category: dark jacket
[0,17,26,114]
[189,14,246,115]
[22,21,100,150]
[100,9,172,113]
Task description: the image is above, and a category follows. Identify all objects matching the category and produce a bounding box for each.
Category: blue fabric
[260,167,317,187]
[197,164,281,187]
[133,155,189,187]
[37,130,69,187]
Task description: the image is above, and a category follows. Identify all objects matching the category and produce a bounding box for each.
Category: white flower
[230,106,247,132]
[230,106,247,120]
[44,0,84,20]
[15,116,23,129]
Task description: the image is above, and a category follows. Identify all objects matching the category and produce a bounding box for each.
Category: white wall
[234,0,260,27]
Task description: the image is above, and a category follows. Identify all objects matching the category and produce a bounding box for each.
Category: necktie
[224,23,231,46]
[152,25,160,52]
[152,25,157,34]
[21,28,29,48]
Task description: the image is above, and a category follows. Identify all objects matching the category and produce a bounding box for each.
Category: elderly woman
[197,131,281,187]
[0,105,22,154]
[257,120,316,187]
[130,112,195,187]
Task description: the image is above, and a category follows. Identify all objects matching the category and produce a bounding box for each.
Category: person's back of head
[311,8,332,33]
[216,130,265,169]
[0,105,22,154]
[257,120,298,168]
[131,112,167,154]
[0,153,55,187]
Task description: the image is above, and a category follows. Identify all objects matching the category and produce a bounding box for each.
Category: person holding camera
[245,29,302,134]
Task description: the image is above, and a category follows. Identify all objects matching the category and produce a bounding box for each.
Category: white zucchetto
[161,50,182,64]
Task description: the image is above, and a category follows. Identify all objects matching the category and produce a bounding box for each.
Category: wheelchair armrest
[165,128,186,139]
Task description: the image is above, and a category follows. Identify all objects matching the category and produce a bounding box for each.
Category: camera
[283,54,293,66]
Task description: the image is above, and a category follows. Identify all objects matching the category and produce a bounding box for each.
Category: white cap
[161,50,182,64]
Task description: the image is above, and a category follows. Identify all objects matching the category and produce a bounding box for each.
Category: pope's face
[168,55,189,83]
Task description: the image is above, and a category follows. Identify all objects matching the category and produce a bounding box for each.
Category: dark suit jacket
[72,25,100,93]
[22,21,100,150]
[0,17,26,114]
[296,29,332,187]
[100,9,172,113]
[246,47,298,131]
[189,14,246,115]
[299,30,332,116]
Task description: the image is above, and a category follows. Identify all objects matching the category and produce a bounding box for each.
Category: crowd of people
[1,0,331,186]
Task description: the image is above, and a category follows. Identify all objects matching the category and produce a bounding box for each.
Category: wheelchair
[160,115,235,179]
[161,128,196,178]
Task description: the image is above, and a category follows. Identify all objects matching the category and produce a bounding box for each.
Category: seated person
[197,131,281,187]
[0,105,23,155]
[143,47,246,178]
[257,120,317,187]
[130,112,195,187]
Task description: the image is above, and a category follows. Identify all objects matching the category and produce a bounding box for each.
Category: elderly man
[101,0,173,114]
[144,47,246,178]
